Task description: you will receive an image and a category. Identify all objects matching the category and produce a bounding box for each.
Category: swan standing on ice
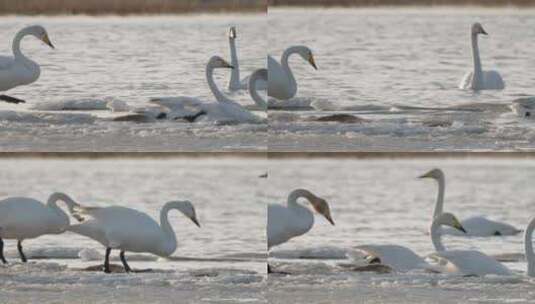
[0,25,54,104]
[68,200,200,273]
[420,168,520,236]
[349,213,466,273]
[0,193,79,263]
[459,23,505,91]
[149,56,263,124]
[227,27,266,91]
[268,46,317,100]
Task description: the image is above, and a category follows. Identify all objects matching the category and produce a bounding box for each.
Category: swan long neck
[430,219,445,252]
[525,218,535,276]
[12,28,31,62]
[287,189,315,208]
[433,176,445,218]
[471,33,483,83]
[249,70,267,109]
[229,37,240,88]
[280,47,299,85]
[159,204,178,256]
[46,193,78,221]
[206,64,233,103]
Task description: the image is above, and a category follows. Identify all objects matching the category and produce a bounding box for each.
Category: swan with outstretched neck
[419,168,520,236]
[459,22,504,90]
[0,25,54,104]
[267,189,334,273]
[227,26,266,91]
[0,192,80,264]
[148,56,263,124]
[68,200,200,273]
[268,46,317,100]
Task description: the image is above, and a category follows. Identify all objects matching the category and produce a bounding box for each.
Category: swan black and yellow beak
[42,33,54,49]
[308,55,318,70]
[453,219,467,233]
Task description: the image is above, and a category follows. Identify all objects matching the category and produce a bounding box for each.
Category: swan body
[268,46,317,100]
[267,189,334,249]
[420,168,520,236]
[0,193,79,263]
[350,213,466,273]
[459,23,504,91]
[227,27,266,91]
[0,25,54,103]
[68,200,200,273]
[149,56,263,124]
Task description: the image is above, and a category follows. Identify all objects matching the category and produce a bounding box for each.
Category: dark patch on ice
[311,114,369,123]
[76,264,154,273]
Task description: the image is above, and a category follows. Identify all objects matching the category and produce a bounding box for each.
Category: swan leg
[0,95,25,104]
[181,110,207,123]
[104,247,111,273]
[17,240,27,263]
[0,238,6,264]
[119,250,131,273]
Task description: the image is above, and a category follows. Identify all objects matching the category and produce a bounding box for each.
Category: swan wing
[482,70,505,90]
[352,245,429,272]
[427,250,511,276]
[268,55,296,100]
[0,55,16,70]
[267,203,312,249]
[461,216,520,236]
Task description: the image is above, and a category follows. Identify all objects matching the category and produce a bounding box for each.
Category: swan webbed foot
[120,250,132,273]
[0,95,25,104]
[104,247,112,274]
[17,240,27,263]
[0,238,6,264]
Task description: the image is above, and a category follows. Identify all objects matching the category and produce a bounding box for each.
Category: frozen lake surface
[265,156,535,303]
[0,157,267,303]
[0,15,266,151]
[268,8,535,151]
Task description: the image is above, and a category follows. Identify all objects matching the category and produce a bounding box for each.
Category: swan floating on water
[68,200,200,273]
[420,168,520,236]
[268,46,317,100]
[0,25,54,104]
[349,213,466,273]
[459,23,504,91]
[0,193,79,264]
[227,27,266,91]
[147,56,264,124]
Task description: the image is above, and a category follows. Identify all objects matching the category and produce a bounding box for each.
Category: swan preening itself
[148,56,264,124]
[268,46,317,100]
[0,25,54,104]
[419,168,520,236]
[68,200,200,273]
[459,23,505,91]
[227,26,266,91]
[267,189,334,250]
[0,193,79,263]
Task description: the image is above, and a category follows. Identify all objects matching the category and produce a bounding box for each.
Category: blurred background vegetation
[268,0,535,6]
[0,0,266,15]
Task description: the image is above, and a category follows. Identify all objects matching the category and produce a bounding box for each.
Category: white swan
[0,25,54,104]
[459,23,505,91]
[510,97,535,118]
[268,46,317,100]
[419,168,520,236]
[0,192,79,263]
[349,213,466,273]
[149,56,263,124]
[248,68,267,110]
[267,189,334,250]
[68,200,200,273]
[227,27,267,91]
[525,217,535,277]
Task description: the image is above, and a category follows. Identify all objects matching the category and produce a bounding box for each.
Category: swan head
[310,196,335,226]
[208,56,234,70]
[293,46,318,70]
[168,200,201,228]
[418,168,444,181]
[435,212,466,233]
[229,26,237,39]
[25,25,54,49]
[471,23,488,36]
